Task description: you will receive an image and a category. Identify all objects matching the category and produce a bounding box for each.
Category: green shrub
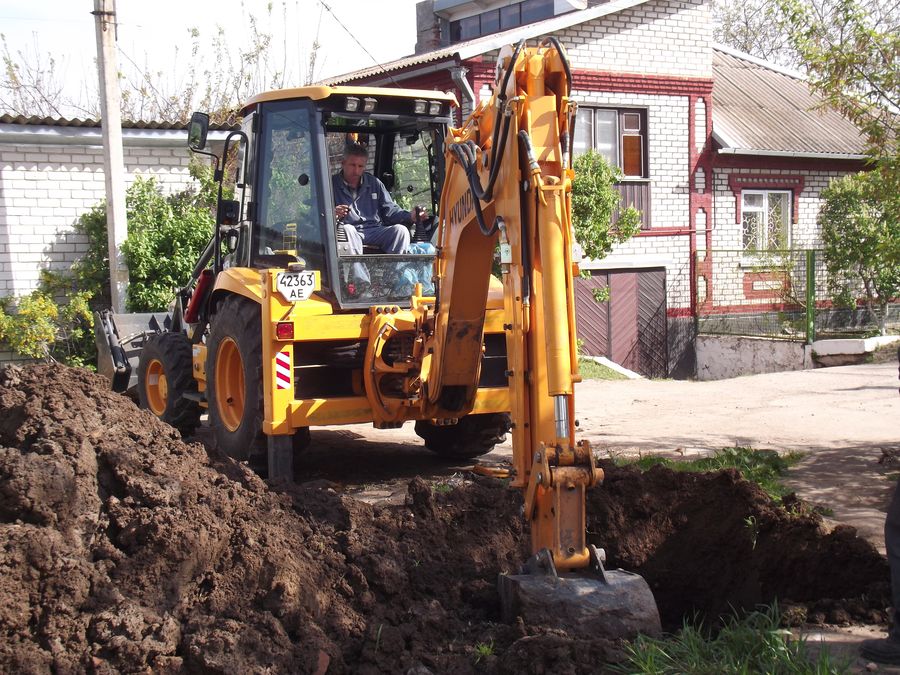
[0,290,93,366]
[571,150,641,262]
[120,176,214,311]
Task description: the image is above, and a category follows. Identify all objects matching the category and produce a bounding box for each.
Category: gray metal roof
[0,114,235,131]
[711,46,868,159]
[318,0,652,85]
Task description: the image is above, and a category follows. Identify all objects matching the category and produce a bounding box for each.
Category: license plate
[275,270,317,302]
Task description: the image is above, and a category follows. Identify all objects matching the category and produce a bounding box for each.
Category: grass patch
[616,605,849,674]
[578,357,629,380]
[617,446,803,500]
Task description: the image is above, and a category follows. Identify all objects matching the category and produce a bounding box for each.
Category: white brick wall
[559,0,712,79]
[574,90,693,310]
[575,90,691,230]
[708,166,855,307]
[0,143,196,297]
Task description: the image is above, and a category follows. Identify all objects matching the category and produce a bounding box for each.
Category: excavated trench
[0,364,889,673]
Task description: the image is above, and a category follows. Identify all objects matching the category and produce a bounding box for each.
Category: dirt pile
[0,364,890,673]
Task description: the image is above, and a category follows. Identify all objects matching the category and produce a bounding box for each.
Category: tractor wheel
[206,295,265,460]
[415,412,511,460]
[137,331,201,437]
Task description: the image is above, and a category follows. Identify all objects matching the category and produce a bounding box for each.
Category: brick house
[322,0,869,377]
[1,0,870,375]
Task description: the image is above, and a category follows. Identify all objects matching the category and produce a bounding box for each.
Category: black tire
[415,412,511,459]
[136,332,201,437]
[206,295,265,460]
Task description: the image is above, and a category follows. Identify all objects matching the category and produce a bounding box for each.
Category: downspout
[450,65,476,123]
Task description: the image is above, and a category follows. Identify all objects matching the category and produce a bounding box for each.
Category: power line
[317,0,400,85]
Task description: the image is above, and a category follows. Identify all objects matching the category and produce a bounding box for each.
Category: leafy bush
[120,176,214,311]
[2,160,217,364]
[0,290,93,366]
[571,150,641,262]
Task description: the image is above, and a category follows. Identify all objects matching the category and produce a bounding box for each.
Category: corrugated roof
[711,46,868,158]
[318,0,652,85]
[0,114,235,130]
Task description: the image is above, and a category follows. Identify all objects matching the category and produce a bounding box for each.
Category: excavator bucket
[94,310,171,394]
[498,547,661,640]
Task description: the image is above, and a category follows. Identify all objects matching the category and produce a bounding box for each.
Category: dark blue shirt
[332,172,412,230]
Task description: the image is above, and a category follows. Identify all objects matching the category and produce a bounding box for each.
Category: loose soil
[0,364,890,673]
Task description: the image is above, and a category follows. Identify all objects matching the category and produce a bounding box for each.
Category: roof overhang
[0,123,232,148]
[711,129,868,161]
[322,0,652,85]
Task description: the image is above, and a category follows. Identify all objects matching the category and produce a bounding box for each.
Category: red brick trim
[635,228,694,237]
[714,153,868,172]
[667,307,693,318]
[743,271,791,300]
[572,70,713,97]
[728,174,805,224]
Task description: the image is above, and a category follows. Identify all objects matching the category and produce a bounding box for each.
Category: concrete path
[571,361,900,552]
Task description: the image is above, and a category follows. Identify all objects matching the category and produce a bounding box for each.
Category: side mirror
[223,228,240,253]
[188,112,209,150]
[218,199,240,226]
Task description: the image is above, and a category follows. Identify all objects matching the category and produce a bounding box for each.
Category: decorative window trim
[728,174,804,224]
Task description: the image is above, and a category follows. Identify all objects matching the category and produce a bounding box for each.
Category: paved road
[571,361,899,552]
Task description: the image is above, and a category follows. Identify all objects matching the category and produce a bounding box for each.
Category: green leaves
[120,176,214,312]
[819,170,900,334]
[571,150,641,263]
[777,0,898,164]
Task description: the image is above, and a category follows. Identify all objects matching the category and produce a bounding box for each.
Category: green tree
[778,0,898,162]
[819,171,900,334]
[571,151,641,300]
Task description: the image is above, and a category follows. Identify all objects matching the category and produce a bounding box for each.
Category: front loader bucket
[498,548,661,640]
[94,310,171,394]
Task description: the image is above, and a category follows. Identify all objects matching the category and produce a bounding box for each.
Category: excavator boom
[428,37,661,639]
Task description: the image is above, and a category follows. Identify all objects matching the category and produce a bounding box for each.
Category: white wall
[0,141,196,297]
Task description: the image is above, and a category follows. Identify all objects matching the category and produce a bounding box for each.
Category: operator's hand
[335,204,350,221]
[414,205,430,224]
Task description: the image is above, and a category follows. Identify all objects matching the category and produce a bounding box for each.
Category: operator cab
[237,87,455,309]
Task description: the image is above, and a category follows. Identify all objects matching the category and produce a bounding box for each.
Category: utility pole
[92,0,128,313]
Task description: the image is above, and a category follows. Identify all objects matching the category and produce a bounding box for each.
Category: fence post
[805,250,816,344]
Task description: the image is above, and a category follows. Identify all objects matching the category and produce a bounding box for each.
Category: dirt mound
[0,364,890,673]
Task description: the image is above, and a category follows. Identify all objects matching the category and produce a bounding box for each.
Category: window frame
[574,106,649,180]
[741,188,792,253]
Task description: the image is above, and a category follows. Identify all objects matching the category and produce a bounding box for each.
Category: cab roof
[242,85,458,114]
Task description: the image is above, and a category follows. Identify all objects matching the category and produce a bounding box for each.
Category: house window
[741,190,790,251]
[573,107,648,178]
[574,107,651,228]
[449,0,555,42]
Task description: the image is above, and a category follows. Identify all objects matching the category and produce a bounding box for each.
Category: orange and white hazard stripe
[275,350,291,390]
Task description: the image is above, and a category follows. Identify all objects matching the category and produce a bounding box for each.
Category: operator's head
[341,142,368,188]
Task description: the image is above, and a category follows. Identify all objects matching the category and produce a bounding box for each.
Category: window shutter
[622,135,643,177]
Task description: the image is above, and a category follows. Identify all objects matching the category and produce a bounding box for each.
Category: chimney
[414,0,443,54]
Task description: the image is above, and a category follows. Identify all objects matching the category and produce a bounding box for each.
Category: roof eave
[323,0,653,85]
[716,147,869,161]
[0,123,232,147]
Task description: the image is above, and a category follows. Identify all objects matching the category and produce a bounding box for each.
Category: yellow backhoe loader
[96,37,660,640]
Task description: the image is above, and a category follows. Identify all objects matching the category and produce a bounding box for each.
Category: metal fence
[694,249,899,343]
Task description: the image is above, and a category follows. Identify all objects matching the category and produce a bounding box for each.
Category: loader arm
[424,39,600,571]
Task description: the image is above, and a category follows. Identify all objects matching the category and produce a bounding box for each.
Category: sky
[0,0,422,115]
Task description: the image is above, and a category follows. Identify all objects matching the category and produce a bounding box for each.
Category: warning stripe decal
[275,350,291,390]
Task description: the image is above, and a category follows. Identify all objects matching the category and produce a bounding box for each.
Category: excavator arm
[423,38,661,638]
[425,38,595,569]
